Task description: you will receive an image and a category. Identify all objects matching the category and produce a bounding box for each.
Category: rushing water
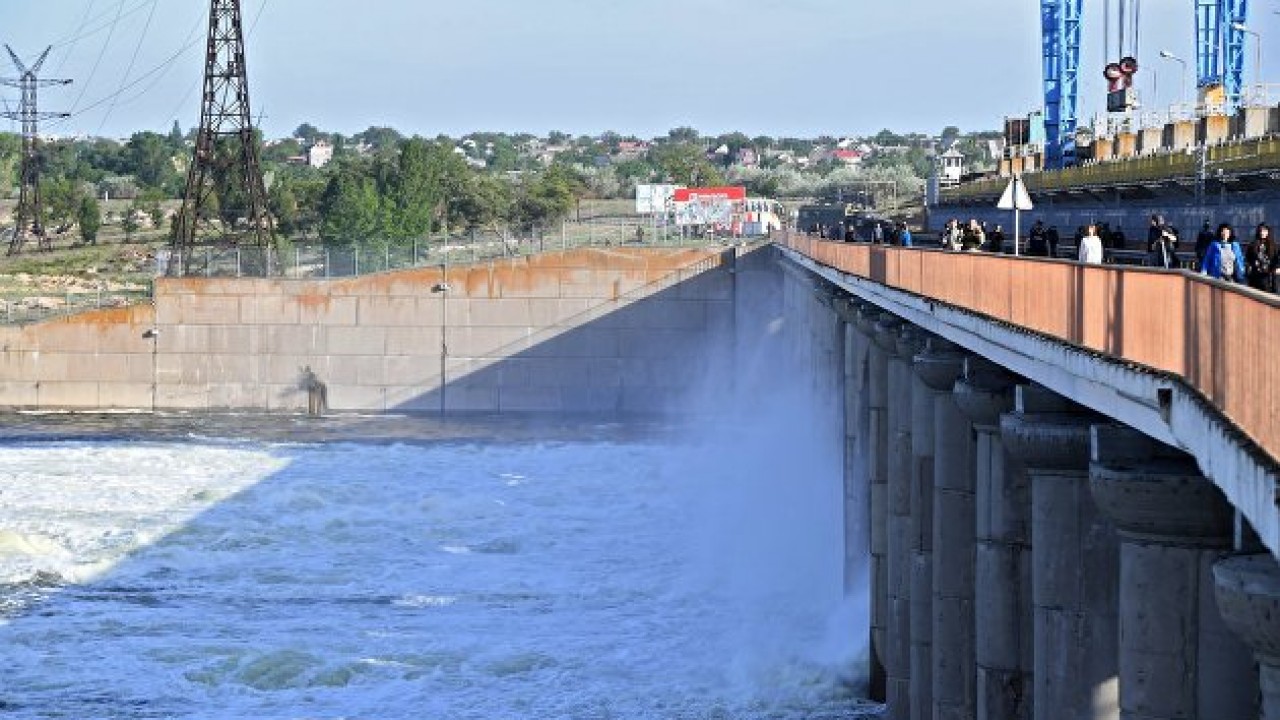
[0,413,877,719]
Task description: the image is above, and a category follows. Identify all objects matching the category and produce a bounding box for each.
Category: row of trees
[0,121,994,251]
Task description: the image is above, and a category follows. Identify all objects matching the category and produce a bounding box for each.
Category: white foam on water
[0,436,875,719]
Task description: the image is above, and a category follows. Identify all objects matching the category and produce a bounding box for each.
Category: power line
[52,0,100,76]
[51,0,153,50]
[46,30,204,131]
[67,0,127,114]
[95,0,160,134]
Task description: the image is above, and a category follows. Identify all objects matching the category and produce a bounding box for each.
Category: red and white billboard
[672,186,747,227]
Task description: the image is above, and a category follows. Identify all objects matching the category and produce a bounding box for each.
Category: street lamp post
[1158,50,1188,110]
[1231,22,1263,104]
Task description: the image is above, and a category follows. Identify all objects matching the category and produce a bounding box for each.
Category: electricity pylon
[172,0,276,276]
[1,46,71,256]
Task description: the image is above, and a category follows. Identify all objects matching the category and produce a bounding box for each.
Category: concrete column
[907,332,941,720]
[837,299,871,599]
[885,322,924,719]
[1002,387,1118,720]
[1215,553,1280,718]
[1091,426,1258,720]
[861,308,898,703]
[953,358,1029,720]
[914,338,971,720]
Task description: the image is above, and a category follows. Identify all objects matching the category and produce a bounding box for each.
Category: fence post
[355,248,360,276]
[325,249,330,278]
[205,248,212,277]
[386,245,391,272]
[236,249,242,278]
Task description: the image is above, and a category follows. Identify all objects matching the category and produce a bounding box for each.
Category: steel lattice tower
[172,0,275,276]
[1,46,70,256]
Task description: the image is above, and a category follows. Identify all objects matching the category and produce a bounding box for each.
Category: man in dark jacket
[1194,220,1215,267]
[1029,220,1047,256]
[1045,225,1061,258]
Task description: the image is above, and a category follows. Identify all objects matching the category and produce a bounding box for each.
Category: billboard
[635,184,681,215]
[672,186,747,227]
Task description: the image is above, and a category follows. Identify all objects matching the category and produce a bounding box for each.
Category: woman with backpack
[1200,223,1246,283]
[1244,223,1279,292]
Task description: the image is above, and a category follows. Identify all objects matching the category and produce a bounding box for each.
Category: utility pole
[1,46,71,256]
[172,0,276,277]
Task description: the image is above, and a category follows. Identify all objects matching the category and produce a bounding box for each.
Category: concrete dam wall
[0,247,763,414]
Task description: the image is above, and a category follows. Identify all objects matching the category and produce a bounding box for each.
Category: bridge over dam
[3,239,1280,718]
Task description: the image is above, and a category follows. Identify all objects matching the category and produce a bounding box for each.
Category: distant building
[307,140,334,169]
[832,149,864,167]
[938,147,965,187]
[734,148,759,168]
[615,140,649,160]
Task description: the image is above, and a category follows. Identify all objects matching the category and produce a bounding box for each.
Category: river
[0,412,876,719]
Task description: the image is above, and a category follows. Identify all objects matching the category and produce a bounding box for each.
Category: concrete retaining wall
[0,246,749,414]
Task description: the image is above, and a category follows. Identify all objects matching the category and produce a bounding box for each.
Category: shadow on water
[0,249,880,719]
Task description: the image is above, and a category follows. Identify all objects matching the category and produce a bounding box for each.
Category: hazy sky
[0,1,1273,140]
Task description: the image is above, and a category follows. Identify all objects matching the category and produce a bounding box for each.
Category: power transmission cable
[94,0,159,135]
[52,0,99,75]
[51,0,153,50]
[46,29,204,131]
[67,0,126,114]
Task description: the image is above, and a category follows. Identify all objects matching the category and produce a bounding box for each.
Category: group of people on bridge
[816,213,1280,292]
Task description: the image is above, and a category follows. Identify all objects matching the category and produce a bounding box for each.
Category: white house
[938,147,965,187]
[307,140,334,168]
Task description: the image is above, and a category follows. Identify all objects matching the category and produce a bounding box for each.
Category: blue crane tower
[1040,0,1250,171]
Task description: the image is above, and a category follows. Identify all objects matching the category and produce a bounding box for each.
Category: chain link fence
[167,219,733,279]
[0,288,153,326]
[3,219,743,325]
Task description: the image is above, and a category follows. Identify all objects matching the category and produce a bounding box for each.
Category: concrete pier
[862,309,898,702]
[913,338,971,720]
[885,323,924,719]
[1002,387,1118,720]
[907,332,939,720]
[839,300,872,598]
[1092,427,1258,720]
[952,358,1029,720]
[1216,554,1280,718]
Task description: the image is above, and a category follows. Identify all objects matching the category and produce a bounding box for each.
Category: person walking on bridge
[1245,223,1278,292]
[1029,220,1048,256]
[1195,220,1216,268]
[898,222,913,247]
[1201,223,1246,283]
[1078,224,1104,264]
[1148,221,1180,269]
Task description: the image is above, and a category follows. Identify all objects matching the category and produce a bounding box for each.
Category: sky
[0,0,1275,141]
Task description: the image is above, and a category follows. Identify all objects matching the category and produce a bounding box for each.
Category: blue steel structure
[1221,0,1249,105]
[1041,0,1082,169]
[1042,0,1249,171]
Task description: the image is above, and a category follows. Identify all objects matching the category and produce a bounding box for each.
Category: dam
[1,239,1278,718]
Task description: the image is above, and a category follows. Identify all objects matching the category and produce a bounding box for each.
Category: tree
[124,131,179,190]
[293,123,323,145]
[122,205,141,242]
[513,163,579,229]
[168,121,185,148]
[269,178,301,237]
[941,125,962,144]
[41,178,81,231]
[77,195,102,245]
[451,173,512,232]
[667,126,700,143]
[651,143,724,187]
[318,164,383,245]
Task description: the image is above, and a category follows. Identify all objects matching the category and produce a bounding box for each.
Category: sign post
[996,175,1034,256]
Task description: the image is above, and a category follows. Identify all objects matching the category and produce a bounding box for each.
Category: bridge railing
[782,234,1280,466]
